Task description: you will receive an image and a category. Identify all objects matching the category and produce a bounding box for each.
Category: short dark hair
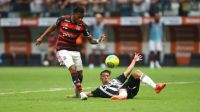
[100,70,111,76]
[73,6,85,14]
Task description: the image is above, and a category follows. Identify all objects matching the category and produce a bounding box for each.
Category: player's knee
[133,70,142,79]
[69,65,77,73]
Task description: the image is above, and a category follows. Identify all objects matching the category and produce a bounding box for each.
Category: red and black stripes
[55,15,90,51]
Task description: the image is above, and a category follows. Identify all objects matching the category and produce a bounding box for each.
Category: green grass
[0,67,200,112]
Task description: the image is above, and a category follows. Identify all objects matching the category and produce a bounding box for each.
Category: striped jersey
[91,74,127,98]
[55,15,91,51]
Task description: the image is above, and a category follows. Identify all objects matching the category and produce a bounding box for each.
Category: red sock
[74,82,83,93]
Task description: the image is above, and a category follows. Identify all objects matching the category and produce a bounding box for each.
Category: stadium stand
[88,54,101,66]
[189,54,200,66]
[13,54,27,66]
[1,53,13,66]
[118,54,131,66]
[27,54,42,66]
[1,0,200,18]
[162,54,176,66]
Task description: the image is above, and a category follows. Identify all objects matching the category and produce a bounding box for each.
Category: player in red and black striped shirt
[35,6,106,100]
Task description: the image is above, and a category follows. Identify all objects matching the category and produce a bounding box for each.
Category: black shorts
[121,76,140,99]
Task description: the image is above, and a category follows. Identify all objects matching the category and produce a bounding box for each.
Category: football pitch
[0,67,200,112]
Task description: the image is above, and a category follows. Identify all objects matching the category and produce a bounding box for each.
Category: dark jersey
[91,74,127,98]
[55,15,91,51]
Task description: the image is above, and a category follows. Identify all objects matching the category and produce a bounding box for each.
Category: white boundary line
[0,81,200,96]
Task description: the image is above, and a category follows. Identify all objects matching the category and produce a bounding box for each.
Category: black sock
[71,72,82,92]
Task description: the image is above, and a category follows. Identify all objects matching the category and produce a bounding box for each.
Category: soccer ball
[105,55,119,68]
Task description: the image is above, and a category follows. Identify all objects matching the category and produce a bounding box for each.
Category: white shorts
[56,50,83,71]
[149,41,163,51]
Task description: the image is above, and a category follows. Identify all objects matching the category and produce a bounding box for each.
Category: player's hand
[99,34,106,42]
[133,53,143,62]
[35,38,43,46]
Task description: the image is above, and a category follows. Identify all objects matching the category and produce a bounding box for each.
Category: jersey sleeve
[114,73,127,83]
[82,24,91,37]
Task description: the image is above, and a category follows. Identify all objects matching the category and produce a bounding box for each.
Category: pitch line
[0,81,200,96]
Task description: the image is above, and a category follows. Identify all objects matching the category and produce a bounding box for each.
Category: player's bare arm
[35,25,56,46]
[87,34,106,44]
[123,53,143,77]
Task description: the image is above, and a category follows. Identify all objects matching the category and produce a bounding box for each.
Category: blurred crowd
[0,0,200,18]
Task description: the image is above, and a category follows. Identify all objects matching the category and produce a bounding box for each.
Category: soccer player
[148,13,165,69]
[86,53,166,100]
[46,32,57,66]
[89,13,106,69]
[35,6,106,100]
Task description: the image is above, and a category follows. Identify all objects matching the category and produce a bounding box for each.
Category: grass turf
[0,67,200,112]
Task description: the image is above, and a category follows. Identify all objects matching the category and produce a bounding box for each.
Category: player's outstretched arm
[123,53,142,77]
[35,25,56,46]
[87,34,106,44]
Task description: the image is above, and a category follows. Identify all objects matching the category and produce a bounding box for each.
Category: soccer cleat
[155,83,166,94]
[111,95,127,100]
[80,92,88,100]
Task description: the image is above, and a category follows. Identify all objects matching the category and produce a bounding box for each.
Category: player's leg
[77,70,83,83]
[73,51,88,100]
[123,74,141,99]
[66,71,82,98]
[134,70,166,94]
[46,46,55,66]
[155,51,161,68]
[73,52,84,83]
[68,65,82,93]
[89,45,97,68]
[99,43,106,68]
[56,50,87,100]
[149,51,155,69]
[69,70,83,98]
[111,89,128,100]
[99,49,106,68]
[111,75,140,100]
[149,41,156,69]
[155,42,163,68]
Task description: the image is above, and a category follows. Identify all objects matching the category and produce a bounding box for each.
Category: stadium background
[0,0,200,67]
[0,1,200,112]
